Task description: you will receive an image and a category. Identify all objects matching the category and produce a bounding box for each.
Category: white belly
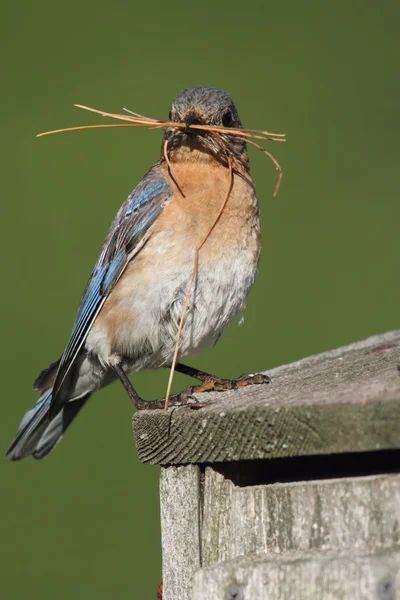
[86,243,258,374]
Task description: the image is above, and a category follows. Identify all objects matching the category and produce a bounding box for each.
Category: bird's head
[163,86,249,170]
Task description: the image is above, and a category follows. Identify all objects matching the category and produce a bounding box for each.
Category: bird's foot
[112,357,270,411]
[181,372,271,395]
[137,372,271,411]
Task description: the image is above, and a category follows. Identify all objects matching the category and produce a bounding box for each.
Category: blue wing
[50,163,173,408]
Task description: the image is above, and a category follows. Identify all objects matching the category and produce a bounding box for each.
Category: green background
[2,1,399,598]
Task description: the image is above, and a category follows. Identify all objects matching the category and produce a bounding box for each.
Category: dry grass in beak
[37,103,286,195]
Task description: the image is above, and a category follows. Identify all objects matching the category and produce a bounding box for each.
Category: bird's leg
[173,362,271,394]
[110,356,202,410]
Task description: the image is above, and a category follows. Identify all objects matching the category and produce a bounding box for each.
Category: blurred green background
[2,0,399,598]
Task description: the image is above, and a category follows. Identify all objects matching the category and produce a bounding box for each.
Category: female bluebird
[6,86,269,461]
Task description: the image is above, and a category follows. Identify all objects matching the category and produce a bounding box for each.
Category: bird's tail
[5,390,91,461]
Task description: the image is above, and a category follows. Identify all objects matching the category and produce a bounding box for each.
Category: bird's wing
[51,163,173,407]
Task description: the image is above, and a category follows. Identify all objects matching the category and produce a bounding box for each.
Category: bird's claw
[236,373,271,386]
[163,372,271,410]
[165,392,208,410]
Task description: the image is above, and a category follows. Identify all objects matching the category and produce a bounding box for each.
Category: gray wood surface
[159,467,400,600]
[160,466,201,600]
[192,550,400,600]
[151,332,400,599]
[201,470,400,567]
[134,330,400,465]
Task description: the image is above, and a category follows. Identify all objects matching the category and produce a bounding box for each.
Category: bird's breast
[157,159,261,265]
[88,159,261,369]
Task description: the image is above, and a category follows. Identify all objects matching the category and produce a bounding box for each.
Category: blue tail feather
[5,392,52,460]
[5,390,91,461]
[33,394,91,460]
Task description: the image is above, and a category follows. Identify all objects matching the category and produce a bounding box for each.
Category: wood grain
[201,470,400,567]
[159,465,201,600]
[192,550,400,600]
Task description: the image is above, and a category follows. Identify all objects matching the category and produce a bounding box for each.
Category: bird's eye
[222,109,233,127]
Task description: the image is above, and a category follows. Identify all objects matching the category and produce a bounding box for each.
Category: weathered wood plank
[201,470,400,567]
[159,465,201,600]
[133,331,400,465]
[159,469,400,599]
[192,550,400,600]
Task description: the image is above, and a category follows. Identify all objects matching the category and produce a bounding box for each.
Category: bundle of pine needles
[38,103,286,195]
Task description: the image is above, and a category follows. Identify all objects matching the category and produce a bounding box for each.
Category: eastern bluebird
[6,86,270,461]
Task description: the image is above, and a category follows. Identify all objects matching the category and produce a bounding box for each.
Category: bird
[6,86,270,461]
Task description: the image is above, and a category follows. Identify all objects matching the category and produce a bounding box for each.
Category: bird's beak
[185,114,202,132]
